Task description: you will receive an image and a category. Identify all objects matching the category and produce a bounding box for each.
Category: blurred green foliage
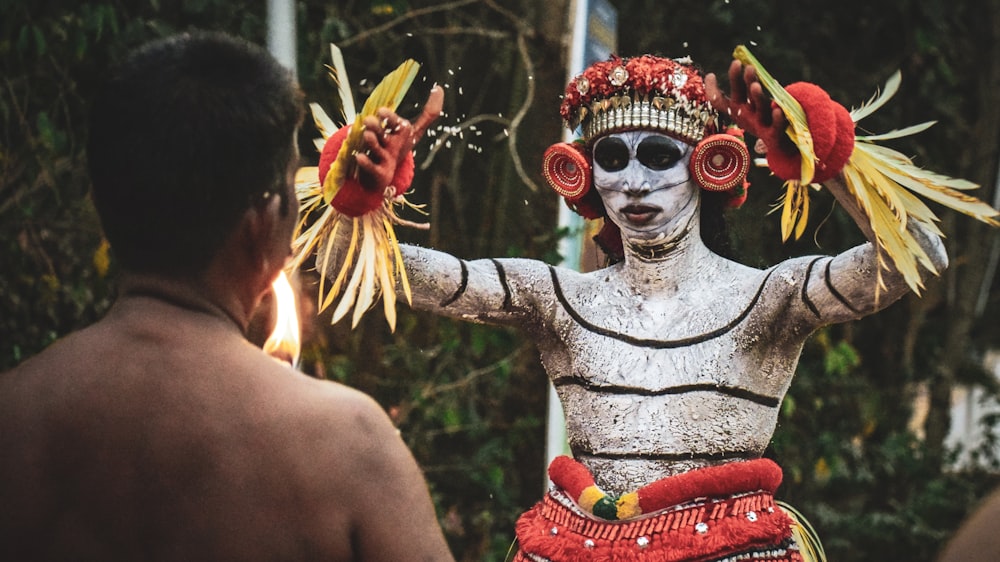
[2,1,999,561]
[0,0,275,370]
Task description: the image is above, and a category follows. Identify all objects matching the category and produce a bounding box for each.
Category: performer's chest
[537,275,799,395]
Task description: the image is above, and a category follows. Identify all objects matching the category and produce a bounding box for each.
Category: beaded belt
[513,458,803,562]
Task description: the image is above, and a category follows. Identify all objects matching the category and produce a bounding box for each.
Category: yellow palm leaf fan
[323,59,420,204]
[734,45,817,242]
[734,45,817,185]
[291,54,423,332]
[734,46,999,296]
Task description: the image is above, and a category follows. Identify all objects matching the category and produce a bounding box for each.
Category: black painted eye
[593,137,629,172]
[636,136,682,170]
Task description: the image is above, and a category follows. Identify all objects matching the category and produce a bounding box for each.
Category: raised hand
[705,60,790,155]
[355,86,444,192]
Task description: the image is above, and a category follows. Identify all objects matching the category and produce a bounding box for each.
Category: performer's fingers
[355,151,391,189]
[728,60,747,103]
[411,85,444,140]
[747,81,770,126]
[770,105,785,131]
[374,107,403,132]
[359,131,402,166]
[743,66,762,112]
[355,151,374,171]
[704,72,727,113]
[377,110,415,149]
[361,115,389,146]
[355,150,383,172]
[361,129,385,158]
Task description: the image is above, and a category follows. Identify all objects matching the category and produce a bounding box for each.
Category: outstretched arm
[401,248,552,328]
[318,86,549,329]
[805,174,947,323]
[706,60,947,324]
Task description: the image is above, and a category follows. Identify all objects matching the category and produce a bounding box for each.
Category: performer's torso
[537,263,808,495]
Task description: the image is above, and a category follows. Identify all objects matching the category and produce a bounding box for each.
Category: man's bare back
[0,289,448,561]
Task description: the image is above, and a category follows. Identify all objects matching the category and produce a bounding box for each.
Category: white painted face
[592,131,698,240]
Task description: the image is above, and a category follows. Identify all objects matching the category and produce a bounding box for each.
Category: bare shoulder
[278,372,400,453]
[268,373,454,561]
[766,254,821,295]
[271,372,419,491]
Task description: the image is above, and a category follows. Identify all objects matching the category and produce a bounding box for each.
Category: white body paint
[327,131,947,496]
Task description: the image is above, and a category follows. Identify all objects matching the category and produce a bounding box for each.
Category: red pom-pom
[812,101,855,183]
[786,83,837,162]
[761,139,801,182]
[391,150,415,197]
[764,82,852,183]
[317,125,349,186]
[317,125,416,216]
[330,179,385,217]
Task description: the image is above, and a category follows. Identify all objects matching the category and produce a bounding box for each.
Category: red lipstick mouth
[621,204,660,225]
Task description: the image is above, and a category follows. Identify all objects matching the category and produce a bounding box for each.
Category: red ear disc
[542,143,592,201]
[690,133,751,192]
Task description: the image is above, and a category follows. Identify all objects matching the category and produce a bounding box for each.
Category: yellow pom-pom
[578,486,604,513]
[615,492,642,520]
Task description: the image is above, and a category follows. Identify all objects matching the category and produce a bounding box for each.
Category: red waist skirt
[513,457,803,562]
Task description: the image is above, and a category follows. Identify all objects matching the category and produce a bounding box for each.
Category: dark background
[2,1,999,559]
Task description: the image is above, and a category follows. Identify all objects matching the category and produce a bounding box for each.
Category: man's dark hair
[87,31,304,276]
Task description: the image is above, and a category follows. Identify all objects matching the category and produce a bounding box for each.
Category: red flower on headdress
[626,55,673,97]
[559,54,711,128]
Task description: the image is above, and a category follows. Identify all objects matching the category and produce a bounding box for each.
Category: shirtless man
[330,53,948,560]
[0,32,453,562]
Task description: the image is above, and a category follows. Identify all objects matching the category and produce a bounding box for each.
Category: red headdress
[542,55,751,259]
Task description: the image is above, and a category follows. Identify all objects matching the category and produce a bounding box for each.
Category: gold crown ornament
[560,55,719,145]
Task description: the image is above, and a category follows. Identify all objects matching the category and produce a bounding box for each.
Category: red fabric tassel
[593,221,624,262]
[548,456,596,500]
[635,458,782,514]
[725,181,750,209]
[548,455,783,517]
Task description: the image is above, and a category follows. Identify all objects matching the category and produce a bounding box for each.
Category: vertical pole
[544,0,591,491]
[267,0,297,76]
[545,0,617,491]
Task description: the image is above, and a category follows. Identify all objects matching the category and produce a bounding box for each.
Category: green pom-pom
[592,496,619,520]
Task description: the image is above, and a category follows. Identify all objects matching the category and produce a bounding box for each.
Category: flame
[263,270,301,367]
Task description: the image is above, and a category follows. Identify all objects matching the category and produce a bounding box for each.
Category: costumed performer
[302,49,998,561]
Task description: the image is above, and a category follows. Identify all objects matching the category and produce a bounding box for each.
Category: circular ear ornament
[542,142,591,201]
[689,133,750,192]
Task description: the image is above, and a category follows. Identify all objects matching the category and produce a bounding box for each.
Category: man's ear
[241,192,285,278]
